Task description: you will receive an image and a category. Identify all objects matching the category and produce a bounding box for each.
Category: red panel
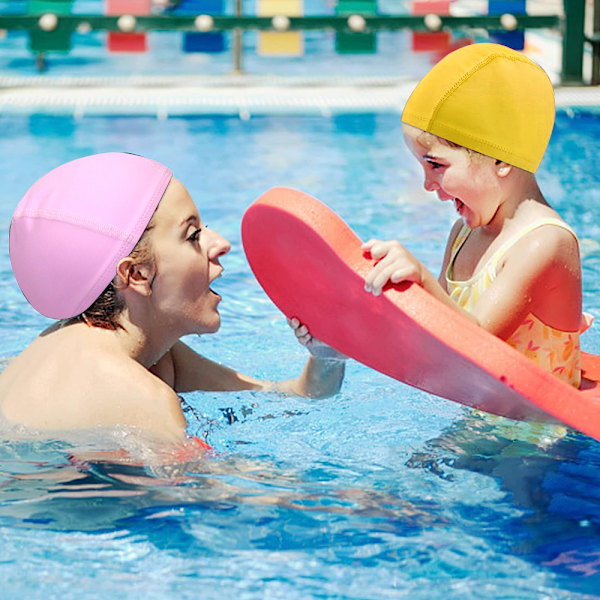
[412,32,451,52]
[106,0,151,15]
[107,32,147,52]
[410,1,451,53]
[106,0,150,52]
[411,0,450,16]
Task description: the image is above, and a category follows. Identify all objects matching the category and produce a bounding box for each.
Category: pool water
[1,111,600,599]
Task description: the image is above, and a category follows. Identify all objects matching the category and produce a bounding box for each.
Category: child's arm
[464,225,581,337]
[361,225,581,340]
[362,237,476,318]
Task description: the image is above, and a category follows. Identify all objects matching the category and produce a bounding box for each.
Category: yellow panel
[258,32,303,56]
[257,0,303,17]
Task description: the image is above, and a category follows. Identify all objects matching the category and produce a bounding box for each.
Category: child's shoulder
[502,208,579,278]
[513,205,577,247]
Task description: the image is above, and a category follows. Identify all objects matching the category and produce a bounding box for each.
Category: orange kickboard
[241,187,600,440]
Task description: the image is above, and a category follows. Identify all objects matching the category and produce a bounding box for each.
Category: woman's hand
[362,239,424,296]
[287,318,347,361]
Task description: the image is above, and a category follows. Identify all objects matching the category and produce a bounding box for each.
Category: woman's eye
[188,228,202,243]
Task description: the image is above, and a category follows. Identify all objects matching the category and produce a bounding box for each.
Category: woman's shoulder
[0,329,186,440]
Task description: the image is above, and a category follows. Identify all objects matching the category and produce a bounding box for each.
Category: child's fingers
[362,238,397,259]
[367,240,396,260]
[368,264,399,295]
[361,239,378,253]
[364,252,398,288]
[364,254,420,295]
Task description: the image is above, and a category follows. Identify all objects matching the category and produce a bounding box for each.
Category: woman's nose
[207,230,231,260]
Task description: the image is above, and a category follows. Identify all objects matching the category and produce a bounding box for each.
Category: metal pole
[593,0,600,84]
[562,0,585,84]
[233,0,243,74]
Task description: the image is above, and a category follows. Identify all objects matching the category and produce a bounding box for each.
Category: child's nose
[423,173,439,192]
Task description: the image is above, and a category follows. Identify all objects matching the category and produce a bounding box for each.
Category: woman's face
[146,178,231,336]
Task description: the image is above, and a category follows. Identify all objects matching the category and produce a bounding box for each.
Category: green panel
[28,27,72,53]
[335,32,376,53]
[336,0,377,12]
[335,0,377,54]
[28,0,73,14]
[561,0,585,84]
[27,1,73,53]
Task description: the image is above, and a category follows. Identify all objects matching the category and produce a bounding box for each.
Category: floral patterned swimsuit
[445,218,581,388]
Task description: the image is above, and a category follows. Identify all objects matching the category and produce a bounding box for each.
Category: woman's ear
[115,257,154,297]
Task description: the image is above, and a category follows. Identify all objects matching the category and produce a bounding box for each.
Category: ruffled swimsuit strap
[446,218,577,312]
[482,217,577,276]
[447,218,577,283]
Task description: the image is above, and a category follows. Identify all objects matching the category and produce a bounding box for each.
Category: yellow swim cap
[401,43,555,173]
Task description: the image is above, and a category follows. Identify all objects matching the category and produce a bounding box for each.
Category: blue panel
[173,0,223,15]
[489,0,526,13]
[171,0,225,53]
[183,32,225,52]
[489,0,526,50]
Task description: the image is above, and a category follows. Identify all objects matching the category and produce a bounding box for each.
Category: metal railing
[0,0,591,84]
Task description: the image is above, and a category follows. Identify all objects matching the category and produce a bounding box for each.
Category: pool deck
[0,72,599,117]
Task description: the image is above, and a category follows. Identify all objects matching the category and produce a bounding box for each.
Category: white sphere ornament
[272,15,291,31]
[424,13,442,31]
[500,13,518,31]
[195,14,214,32]
[76,21,92,34]
[117,14,137,33]
[347,14,366,33]
[38,13,59,32]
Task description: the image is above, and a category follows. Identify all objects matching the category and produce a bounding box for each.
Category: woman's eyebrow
[179,215,198,227]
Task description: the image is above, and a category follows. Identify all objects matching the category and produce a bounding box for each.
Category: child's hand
[362,239,423,296]
[287,318,347,361]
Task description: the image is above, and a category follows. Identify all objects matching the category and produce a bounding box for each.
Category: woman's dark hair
[70,217,155,330]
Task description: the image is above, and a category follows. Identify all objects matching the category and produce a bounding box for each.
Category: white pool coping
[0,74,599,116]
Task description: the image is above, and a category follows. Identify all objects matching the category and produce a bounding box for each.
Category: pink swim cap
[10,153,172,319]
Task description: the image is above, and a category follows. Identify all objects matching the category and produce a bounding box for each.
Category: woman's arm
[151,337,345,399]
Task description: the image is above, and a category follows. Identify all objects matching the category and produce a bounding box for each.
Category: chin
[194,313,221,335]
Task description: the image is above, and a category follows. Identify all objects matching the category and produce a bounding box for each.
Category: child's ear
[495,160,512,178]
[115,257,154,297]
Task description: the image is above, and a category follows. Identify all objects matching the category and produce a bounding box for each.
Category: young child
[362,43,582,387]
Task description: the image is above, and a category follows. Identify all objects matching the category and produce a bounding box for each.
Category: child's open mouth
[454,198,465,214]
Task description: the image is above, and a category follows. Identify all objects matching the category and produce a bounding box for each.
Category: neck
[113,305,182,368]
[484,171,546,235]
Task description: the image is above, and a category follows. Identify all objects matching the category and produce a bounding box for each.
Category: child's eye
[427,160,444,170]
[188,228,202,243]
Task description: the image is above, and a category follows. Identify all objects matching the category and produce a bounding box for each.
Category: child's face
[402,124,505,229]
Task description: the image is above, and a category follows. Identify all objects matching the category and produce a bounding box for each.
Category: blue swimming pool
[1,111,600,599]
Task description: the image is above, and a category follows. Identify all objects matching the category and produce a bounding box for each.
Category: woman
[1,153,345,443]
